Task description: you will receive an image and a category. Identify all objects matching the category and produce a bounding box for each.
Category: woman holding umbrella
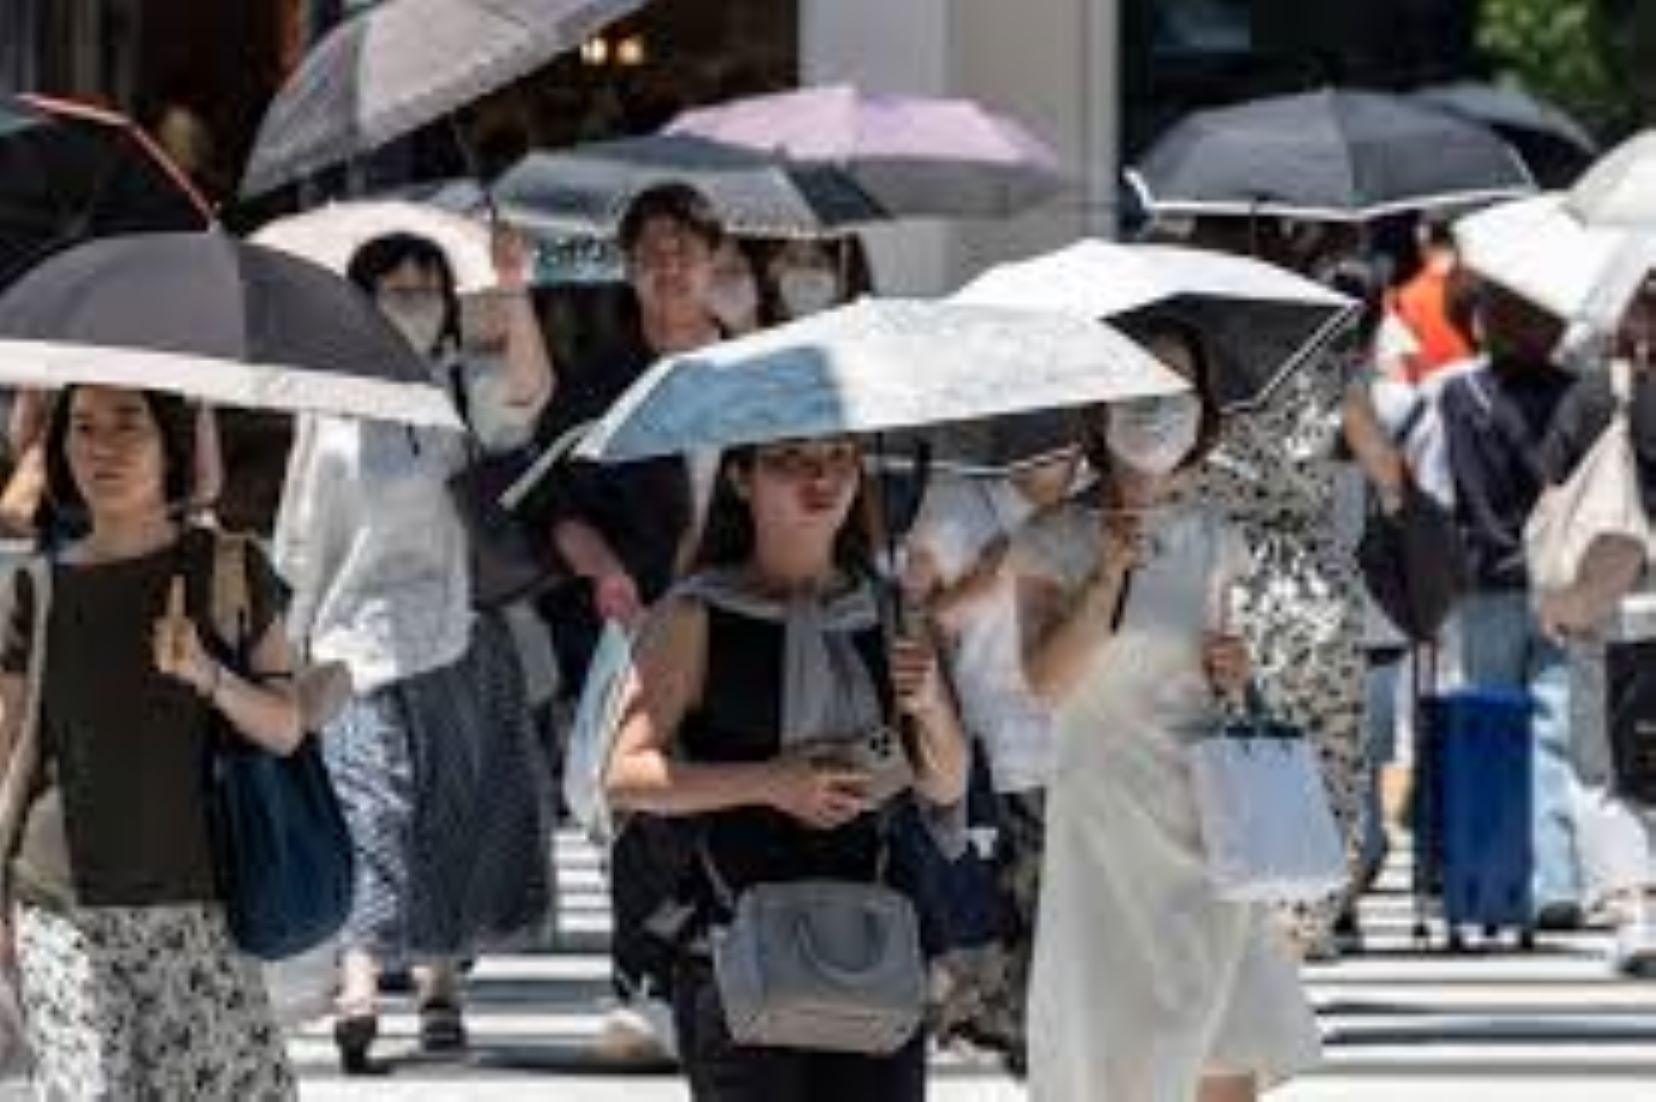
[274,226,555,1072]
[604,434,970,1100]
[1017,316,1320,1102]
[0,386,299,1097]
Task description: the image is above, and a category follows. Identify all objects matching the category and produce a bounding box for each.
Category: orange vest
[1389,268,1473,383]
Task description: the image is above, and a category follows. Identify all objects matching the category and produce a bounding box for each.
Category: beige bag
[1525,359,1653,595]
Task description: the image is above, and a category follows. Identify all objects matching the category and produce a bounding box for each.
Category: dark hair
[45,387,197,518]
[1416,211,1457,251]
[693,445,872,575]
[1324,257,1387,350]
[1085,310,1224,478]
[345,232,462,353]
[618,183,725,258]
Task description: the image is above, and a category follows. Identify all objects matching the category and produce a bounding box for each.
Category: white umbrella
[251,200,501,293]
[576,298,1189,464]
[1455,193,1636,321]
[1567,130,1656,226]
[952,240,1355,411]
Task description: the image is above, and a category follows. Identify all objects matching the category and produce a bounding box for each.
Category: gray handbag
[705,845,926,1054]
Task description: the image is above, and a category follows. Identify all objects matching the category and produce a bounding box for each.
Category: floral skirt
[14,902,295,1100]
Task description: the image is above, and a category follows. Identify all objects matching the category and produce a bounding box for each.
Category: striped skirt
[324,613,552,962]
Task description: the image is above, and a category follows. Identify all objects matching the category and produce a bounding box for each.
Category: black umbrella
[0,233,459,428]
[241,0,644,198]
[1128,88,1535,223]
[0,94,211,292]
[491,134,887,238]
[1412,81,1598,187]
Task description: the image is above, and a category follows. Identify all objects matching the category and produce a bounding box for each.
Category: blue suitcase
[1416,687,1536,950]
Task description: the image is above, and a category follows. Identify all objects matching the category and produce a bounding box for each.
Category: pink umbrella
[666,84,1067,220]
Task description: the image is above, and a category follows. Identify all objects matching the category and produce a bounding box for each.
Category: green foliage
[1478,0,1634,135]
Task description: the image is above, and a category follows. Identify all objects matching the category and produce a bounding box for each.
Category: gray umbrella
[0,232,460,428]
[241,0,643,198]
[1129,88,1535,223]
[490,134,888,238]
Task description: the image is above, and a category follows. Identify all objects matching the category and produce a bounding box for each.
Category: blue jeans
[1458,590,1583,911]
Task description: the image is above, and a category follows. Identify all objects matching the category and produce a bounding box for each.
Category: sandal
[418,998,468,1053]
[333,1011,379,1075]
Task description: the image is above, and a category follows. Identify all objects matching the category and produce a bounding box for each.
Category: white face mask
[706,278,759,330]
[778,268,840,318]
[381,301,447,358]
[1106,393,1202,476]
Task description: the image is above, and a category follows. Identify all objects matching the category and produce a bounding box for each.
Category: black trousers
[672,961,927,1102]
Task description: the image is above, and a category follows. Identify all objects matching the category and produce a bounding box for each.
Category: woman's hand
[152,577,218,697]
[1204,632,1251,699]
[490,222,533,292]
[891,633,947,721]
[764,756,871,830]
[1099,509,1148,574]
[593,569,644,628]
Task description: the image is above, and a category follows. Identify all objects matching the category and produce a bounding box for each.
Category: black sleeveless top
[679,603,893,915]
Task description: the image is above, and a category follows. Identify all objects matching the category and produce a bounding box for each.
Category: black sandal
[333,1012,379,1075]
[418,998,468,1053]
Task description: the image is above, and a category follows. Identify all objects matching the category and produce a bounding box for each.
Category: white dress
[1023,502,1321,1102]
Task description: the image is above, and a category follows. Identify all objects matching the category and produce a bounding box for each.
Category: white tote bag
[562,622,636,845]
[1189,695,1348,903]
[1526,359,1653,595]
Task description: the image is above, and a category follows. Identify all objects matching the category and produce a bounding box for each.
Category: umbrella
[0,232,460,428]
[1567,130,1656,227]
[0,94,211,291]
[491,134,887,238]
[1128,88,1535,222]
[1454,193,1633,321]
[251,199,502,293]
[241,0,644,197]
[664,84,1067,220]
[952,240,1356,410]
[575,298,1189,464]
[1412,81,1597,186]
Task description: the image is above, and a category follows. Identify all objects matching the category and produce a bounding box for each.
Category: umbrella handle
[448,115,501,224]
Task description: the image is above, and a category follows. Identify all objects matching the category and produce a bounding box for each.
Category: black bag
[204,535,354,960]
[1357,479,1468,642]
[445,367,569,609]
[1606,639,1656,805]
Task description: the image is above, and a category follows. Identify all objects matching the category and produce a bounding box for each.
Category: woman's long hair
[44,386,197,521]
[692,445,874,577]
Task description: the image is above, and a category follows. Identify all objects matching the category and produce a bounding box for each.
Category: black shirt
[1439,357,1577,590]
[528,331,693,688]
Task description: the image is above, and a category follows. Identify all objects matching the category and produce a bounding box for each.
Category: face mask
[1106,394,1202,477]
[381,301,447,358]
[778,268,840,318]
[706,278,759,330]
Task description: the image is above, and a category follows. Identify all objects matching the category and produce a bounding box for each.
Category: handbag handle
[793,902,892,985]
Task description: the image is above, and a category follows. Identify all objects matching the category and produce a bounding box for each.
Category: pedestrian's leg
[415,958,468,1052]
[1531,630,1585,920]
[13,906,137,1098]
[1198,1072,1258,1102]
[672,962,805,1101]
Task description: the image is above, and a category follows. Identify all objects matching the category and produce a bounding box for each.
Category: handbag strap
[697,805,900,917]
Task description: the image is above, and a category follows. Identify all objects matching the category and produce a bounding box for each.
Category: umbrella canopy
[1455,193,1633,321]
[952,240,1355,411]
[491,134,886,238]
[0,233,460,428]
[665,84,1067,220]
[1412,81,1597,186]
[241,0,644,197]
[1129,88,1535,222]
[0,94,211,291]
[576,298,1189,464]
[1567,130,1656,227]
[251,199,500,293]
